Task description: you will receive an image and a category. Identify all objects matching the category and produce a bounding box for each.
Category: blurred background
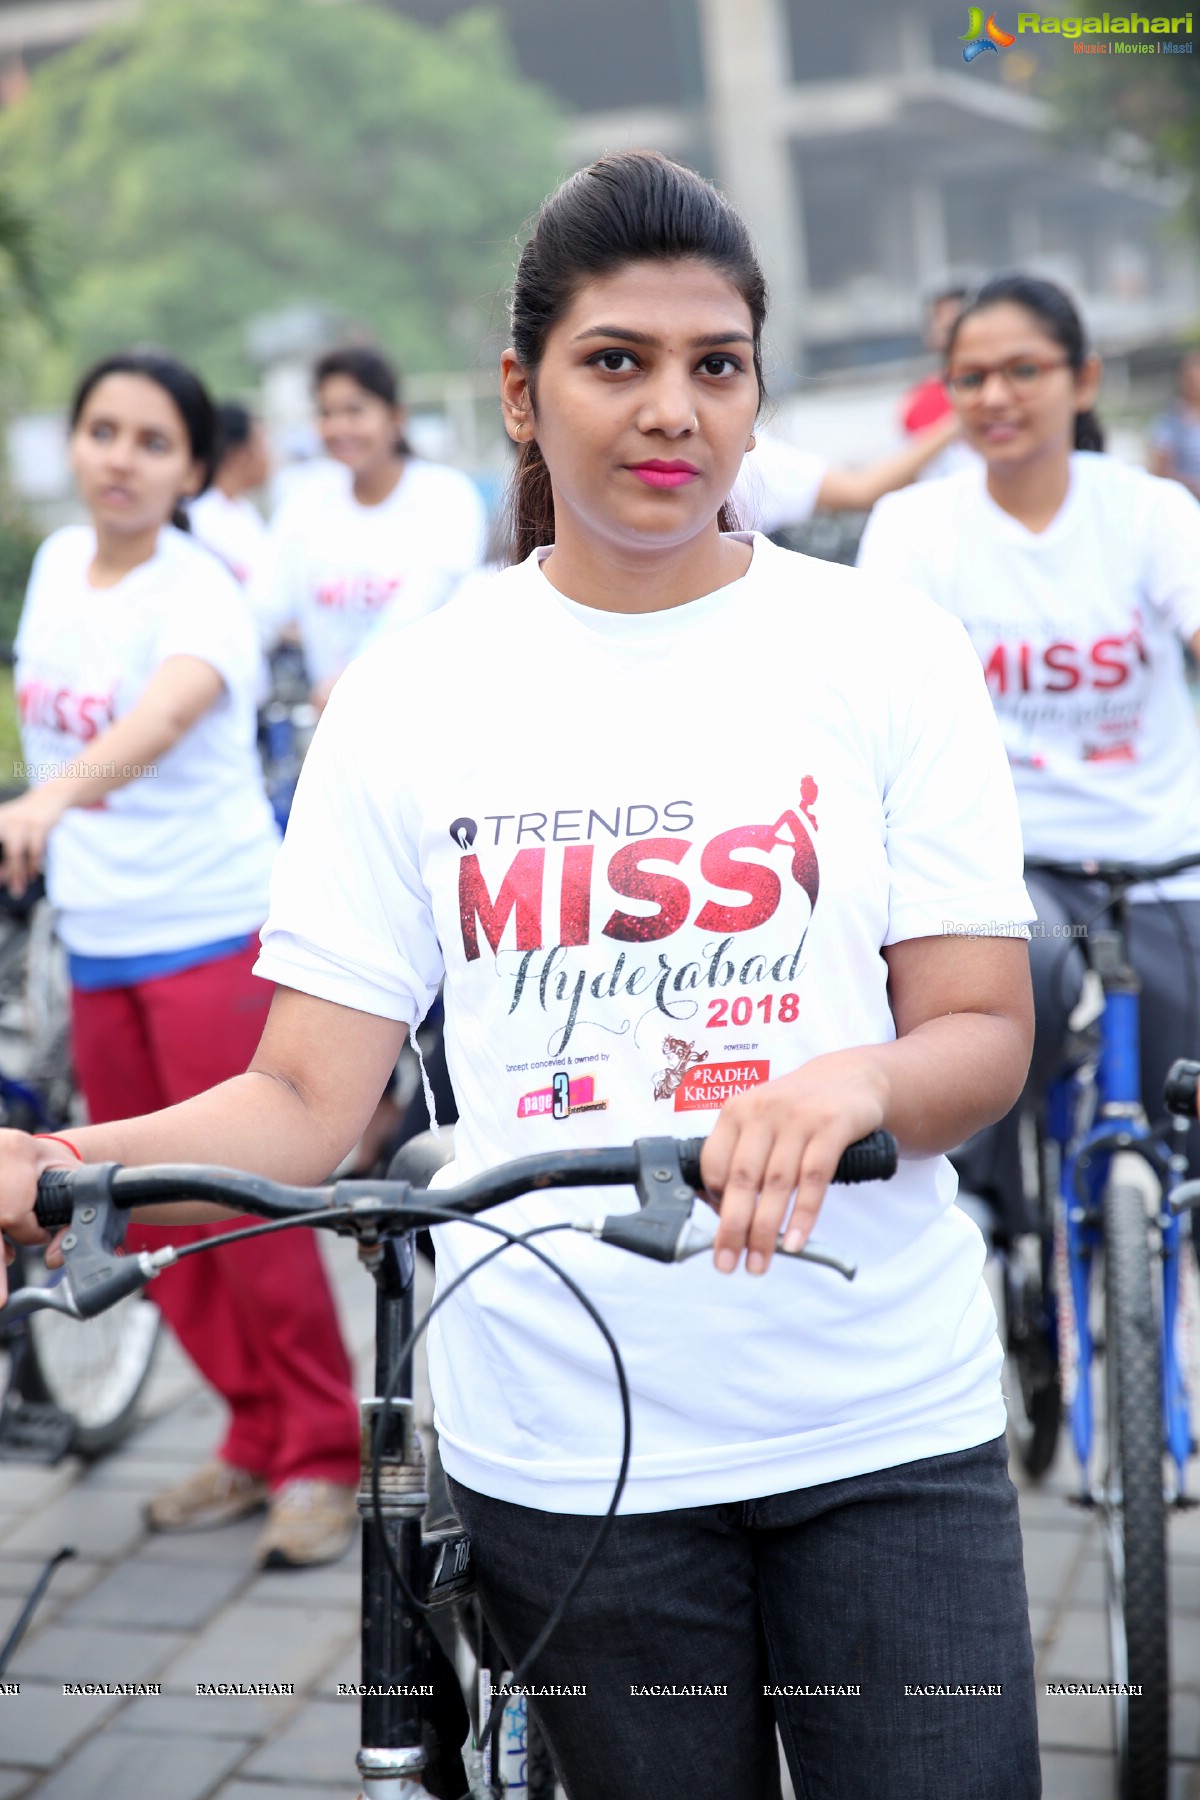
[0,0,1194,618]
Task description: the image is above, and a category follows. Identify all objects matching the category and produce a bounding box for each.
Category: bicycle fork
[356,1231,433,1800]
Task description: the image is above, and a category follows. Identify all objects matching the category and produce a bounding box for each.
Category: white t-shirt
[186,488,269,588]
[16,525,281,956]
[729,432,826,533]
[250,459,488,682]
[256,533,1033,1515]
[857,453,1200,897]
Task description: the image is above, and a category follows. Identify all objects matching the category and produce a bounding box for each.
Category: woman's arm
[815,414,960,513]
[0,986,408,1298]
[701,934,1032,1275]
[0,655,225,892]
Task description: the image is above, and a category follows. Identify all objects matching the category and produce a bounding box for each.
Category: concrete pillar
[693,0,808,374]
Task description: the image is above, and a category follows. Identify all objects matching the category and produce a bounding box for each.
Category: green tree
[0,0,564,392]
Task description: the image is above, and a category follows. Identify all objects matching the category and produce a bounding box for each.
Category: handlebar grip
[1165,1058,1200,1120]
[677,1130,898,1190]
[35,1169,76,1232]
[833,1130,898,1183]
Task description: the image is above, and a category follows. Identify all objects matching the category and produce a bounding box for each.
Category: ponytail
[1074,408,1105,453]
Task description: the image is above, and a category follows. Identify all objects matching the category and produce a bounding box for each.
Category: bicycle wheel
[16,1248,161,1457]
[1101,1180,1169,1800]
[1004,1229,1061,1479]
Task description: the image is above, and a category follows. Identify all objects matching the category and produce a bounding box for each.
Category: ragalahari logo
[961,8,1018,57]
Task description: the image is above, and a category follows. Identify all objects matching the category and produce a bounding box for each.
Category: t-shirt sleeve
[883,608,1033,945]
[253,660,444,1024]
[855,491,933,590]
[1140,474,1200,643]
[152,559,260,696]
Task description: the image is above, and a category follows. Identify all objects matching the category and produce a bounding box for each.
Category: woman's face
[316,374,403,475]
[946,302,1100,470]
[70,373,203,537]
[503,257,759,555]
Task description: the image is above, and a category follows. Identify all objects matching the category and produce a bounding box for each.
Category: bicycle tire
[15,1247,161,1458]
[1102,1181,1169,1800]
[1004,1230,1061,1480]
[526,1710,557,1800]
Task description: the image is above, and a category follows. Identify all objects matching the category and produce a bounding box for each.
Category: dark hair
[313,345,412,457]
[506,150,769,563]
[945,273,1105,453]
[69,348,219,530]
[215,401,254,459]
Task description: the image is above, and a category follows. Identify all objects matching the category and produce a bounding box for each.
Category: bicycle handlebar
[1024,851,1200,887]
[7,1130,899,1322]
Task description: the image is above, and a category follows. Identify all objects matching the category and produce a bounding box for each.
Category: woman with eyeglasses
[857,272,1200,1240]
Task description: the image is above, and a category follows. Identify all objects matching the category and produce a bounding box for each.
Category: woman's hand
[0,1131,75,1305]
[0,788,69,897]
[700,1048,890,1276]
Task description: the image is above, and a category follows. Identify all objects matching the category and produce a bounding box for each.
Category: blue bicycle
[1003,852,1200,1800]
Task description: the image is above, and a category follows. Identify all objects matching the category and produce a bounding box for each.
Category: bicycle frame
[1046,916,1193,1503]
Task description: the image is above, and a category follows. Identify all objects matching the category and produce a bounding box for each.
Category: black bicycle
[0,1126,897,1797]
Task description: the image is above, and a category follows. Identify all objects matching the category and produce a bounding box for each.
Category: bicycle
[0,876,160,1461]
[0,1126,896,1797]
[999,851,1200,1800]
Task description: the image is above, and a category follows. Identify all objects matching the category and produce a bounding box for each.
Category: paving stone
[158,1598,358,1697]
[0,1770,36,1799]
[0,1682,122,1770]
[0,1488,146,1559]
[1172,1560,1200,1617]
[66,1555,248,1631]
[72,1455,193,1495]
[212,1784,349,1800]
[1027,1603,1053,1648]
[30,1728,253,1800]
[110,1691,282,1740]
[0,1553,104,1604]
[8,1622,185,1685]
[138,1515,266,1569]
[1173,1611,1200,1679]
[0,1464,80,1513]
[1040,1747,1124,1799]
[1174,1690,1200,1760]
[1037,1682,1113,1753]
[238,1698,360,1784]
[325,1641,357,1698]
[1040,1610,1110,1683]
[246,1559,359,1610]
[1023,1527,1090,1607]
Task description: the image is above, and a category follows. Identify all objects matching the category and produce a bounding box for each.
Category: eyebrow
[571,326,755,348]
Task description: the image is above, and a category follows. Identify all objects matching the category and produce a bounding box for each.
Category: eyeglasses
[944,357,1071,401]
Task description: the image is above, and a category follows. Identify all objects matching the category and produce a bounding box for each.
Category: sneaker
[254,1478,358,1569]
[144,1459,270,1533]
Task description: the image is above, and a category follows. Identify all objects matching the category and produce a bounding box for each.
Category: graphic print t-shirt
[250,459,488,681]
[16,526,280,956]
[256,534,1034,1514]
[857,453,1200,894]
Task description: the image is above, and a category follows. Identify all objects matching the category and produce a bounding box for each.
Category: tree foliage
[0,0,564,392]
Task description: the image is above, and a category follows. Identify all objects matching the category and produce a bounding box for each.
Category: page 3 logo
[961,8,1018,57]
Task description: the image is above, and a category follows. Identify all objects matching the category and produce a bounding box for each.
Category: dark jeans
[954,874,1200,1237]
[449,1434,1039,1800]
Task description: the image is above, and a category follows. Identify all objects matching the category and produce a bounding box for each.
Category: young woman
[857,275,1200,1234]
[187,400,272,588]
[0,162,1039,1796]
[251,345,488,709]
[0,351,360,1568]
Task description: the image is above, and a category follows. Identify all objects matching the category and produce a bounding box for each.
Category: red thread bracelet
[34,1134,83,1163]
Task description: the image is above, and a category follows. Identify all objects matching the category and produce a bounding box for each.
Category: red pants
[70,942,360,1489]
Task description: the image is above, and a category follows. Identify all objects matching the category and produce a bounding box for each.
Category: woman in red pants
[0,349,359,1566]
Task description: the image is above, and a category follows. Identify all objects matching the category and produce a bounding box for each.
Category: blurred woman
[252,345,488,708]
[0,350,360,1566]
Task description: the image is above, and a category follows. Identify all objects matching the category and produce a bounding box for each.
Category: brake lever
[576,1138,856,1277]
[1,1164,164,1324]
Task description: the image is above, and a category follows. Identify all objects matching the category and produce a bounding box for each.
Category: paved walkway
[2,1236,1200,1799]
